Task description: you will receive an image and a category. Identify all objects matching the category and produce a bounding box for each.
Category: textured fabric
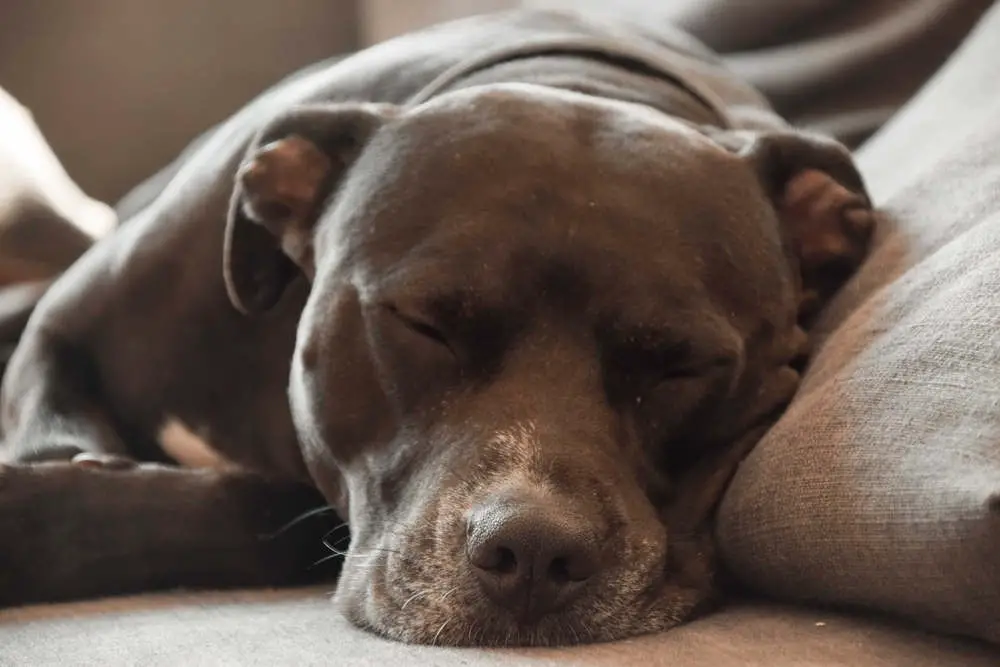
[1,588,998,667]
[716,2,1000,646]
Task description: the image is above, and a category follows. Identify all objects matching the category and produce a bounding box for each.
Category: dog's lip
[342,550,676,647]
[362,599,656,647]
[352,548,669,647]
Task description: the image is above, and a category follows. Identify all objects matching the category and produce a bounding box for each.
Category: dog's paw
[0,462,12,495]
[0,462,138,607]
[0,462,343,608]
[70,452,137,470]
[0,463,55,606]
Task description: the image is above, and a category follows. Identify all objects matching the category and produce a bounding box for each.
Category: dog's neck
[406,45,730,130]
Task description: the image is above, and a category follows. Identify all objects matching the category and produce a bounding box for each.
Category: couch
[2,1,1000,665]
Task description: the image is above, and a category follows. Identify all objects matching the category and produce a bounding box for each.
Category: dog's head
[222,84,872,646]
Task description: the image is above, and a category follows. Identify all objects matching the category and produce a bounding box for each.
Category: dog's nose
[465,494,601,620]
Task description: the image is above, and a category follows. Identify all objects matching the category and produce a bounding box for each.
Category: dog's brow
[387,290,504,332]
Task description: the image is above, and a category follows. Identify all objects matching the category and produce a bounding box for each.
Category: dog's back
[3,9,787,469]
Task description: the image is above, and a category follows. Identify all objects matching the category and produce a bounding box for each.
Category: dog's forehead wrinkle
[324,137,740,329]
[415,81,714,139]
[411,84,723,175]
[413,82,587,124]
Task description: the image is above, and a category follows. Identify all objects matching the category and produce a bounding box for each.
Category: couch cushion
[1,588,998,666]
[716,2,1000,646]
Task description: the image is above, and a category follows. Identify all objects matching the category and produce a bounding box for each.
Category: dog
[0,9,874,647]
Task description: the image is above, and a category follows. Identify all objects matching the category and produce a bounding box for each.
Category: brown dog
[0,10,873,646]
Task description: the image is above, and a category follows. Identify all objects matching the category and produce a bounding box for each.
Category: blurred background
[0,0,515,204]
[0,0,990,205]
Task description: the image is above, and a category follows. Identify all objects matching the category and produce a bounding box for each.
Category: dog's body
[0,10,873,646]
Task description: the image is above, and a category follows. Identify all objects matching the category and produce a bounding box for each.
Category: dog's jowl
[0,9,874,646]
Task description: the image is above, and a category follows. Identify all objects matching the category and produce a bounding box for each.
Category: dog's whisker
[438,586,459,604]
[366,546,405,557]
[340,561,382,570]
[323,520,350,533]
[325,548,369,560]
[321,520,350,535]
[322,530,351,553]
[324,545,416,572]
[432,618,452,646]
[258,505,338,540]
[323,544,405,558]
[309,552,344,570]
[400,589,431,611]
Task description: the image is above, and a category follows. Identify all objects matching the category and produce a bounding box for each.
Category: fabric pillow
[715,3,1000,645]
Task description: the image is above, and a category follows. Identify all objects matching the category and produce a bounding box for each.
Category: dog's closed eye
[365,304,463,412]
[382,304,453,354]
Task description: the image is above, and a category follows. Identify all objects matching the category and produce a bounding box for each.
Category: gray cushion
[2,588,998,666]
[716,2,1000,646]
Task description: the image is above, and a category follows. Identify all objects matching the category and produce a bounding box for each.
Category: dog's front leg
[0,332,343,607]
[0,327,134,466]
[0,462,341,607]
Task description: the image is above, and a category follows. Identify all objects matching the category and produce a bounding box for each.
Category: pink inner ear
[779,169,875,318]
[238,135,332,226]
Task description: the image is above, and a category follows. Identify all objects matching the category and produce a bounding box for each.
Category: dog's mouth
[329,472,708,647]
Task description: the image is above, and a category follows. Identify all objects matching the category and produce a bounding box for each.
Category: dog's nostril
[548,556,571,584]
[494,546,518,575]
[548,551,599,585]
[468,543,519,574]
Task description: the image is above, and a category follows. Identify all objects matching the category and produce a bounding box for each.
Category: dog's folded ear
[703,127,876,322]
[224,103,395,315]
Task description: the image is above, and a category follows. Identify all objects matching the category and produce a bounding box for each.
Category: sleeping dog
[0,9,873,646]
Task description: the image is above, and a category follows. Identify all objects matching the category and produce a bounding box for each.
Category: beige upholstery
[2,588,998,666]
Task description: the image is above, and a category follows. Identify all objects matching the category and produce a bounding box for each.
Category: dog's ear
[224,103,395,315]
[702,127,876,322]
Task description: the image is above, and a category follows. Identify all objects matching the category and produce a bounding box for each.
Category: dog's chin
[332,557,706,647]
[325,444,704,647]
[340,591,702,647]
